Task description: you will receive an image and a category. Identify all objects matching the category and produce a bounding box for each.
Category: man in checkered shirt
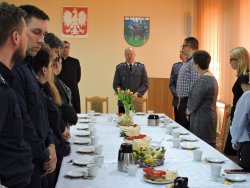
[176,37,199,130]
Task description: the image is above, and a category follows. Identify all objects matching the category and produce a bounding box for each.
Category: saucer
[66,170,87,178]
[225,174,246,182]
[206,157,224,163]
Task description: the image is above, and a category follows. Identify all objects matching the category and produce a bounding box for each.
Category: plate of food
[77,146,95,153]
[224,174,246,182]
[76,124,89,130]
[206,157,224,163]
[76,131,90,137]
[143,168,177,184]
[73,138,91,145]
[73,158,94,166]
[65,170,87,178]
[180,143,199,150]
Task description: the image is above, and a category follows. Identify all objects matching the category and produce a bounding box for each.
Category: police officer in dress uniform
[113,47,148,113]
[0,3,33,188]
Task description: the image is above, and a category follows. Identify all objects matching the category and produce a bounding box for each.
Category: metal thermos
[148,114,160,126]
[117,143,135,172]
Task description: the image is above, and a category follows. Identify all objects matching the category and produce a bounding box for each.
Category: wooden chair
[216,104,232,152]
[85,96,108,113]
[133,97,148,112]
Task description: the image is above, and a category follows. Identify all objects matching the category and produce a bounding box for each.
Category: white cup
[95,145,103,154]
[173,138,181,148]
[108,116,113,122]
[172,131,180,138]
[166,125,173,135]
[90,128,96,136]
[147,110,154,115]
[125,164,139,176]
[89,123,95,129]
[87,164,98,177]
[193,149,203,161]
[89,110,95,117]
[210,164,222,178]
[91,136,98,145]
[94,155,104,167]
[163,118,170,125]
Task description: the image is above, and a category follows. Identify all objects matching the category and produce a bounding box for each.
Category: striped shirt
[176,56,198,98]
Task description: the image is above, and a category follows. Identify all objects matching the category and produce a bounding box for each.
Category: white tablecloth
[56,114,250,188]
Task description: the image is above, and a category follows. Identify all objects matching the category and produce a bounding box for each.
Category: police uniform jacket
[11,56,54,166]
[0,62,33,188]
[113,62,148,106]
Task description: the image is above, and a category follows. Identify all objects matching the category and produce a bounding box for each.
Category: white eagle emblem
[63,8,87,36]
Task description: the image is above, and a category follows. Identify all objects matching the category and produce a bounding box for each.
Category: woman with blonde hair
[224,47,250,155]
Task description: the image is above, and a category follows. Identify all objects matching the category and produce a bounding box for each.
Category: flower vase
[123,104,133,125]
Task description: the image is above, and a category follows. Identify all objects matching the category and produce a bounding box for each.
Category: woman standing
[224,47,250,155]
[186,50,218,147]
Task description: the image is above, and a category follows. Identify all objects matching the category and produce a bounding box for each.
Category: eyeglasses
[230,58,237,61]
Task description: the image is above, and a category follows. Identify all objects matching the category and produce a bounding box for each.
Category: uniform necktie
[129,64,132,71]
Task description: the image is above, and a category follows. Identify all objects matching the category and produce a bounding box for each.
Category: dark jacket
[113,62,148,106]
[11,56,54,166]
[0,62,33,188]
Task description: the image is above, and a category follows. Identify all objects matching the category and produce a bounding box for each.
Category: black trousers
[224,133,237,155]
[174,106,181,125]
[24,166,47,188]
[238,141,250,171]
[177,98,190,130]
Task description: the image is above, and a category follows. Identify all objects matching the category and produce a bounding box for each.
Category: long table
[56,114,250,188]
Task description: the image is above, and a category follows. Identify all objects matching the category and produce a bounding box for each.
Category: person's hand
[232,144,240,151]
[185,109,190,121]
[43,144,57,174]
[63,127,71,141]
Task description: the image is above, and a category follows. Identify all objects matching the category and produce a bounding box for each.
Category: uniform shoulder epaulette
[135,62,144,67]
[116,62,126,68]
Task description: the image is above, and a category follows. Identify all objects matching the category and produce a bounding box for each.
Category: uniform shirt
[231,91,250,146]
[113,61,148,105]
[176,56,198,98]
[0,62,33,187]
[11,56,53,165]
[169,61,183,106]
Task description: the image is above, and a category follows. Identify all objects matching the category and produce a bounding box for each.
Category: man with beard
[11,5,56,188]
[0,2,33,188]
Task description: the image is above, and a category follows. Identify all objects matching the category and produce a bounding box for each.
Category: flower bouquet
[133,146,166,167]
[116,88,135,125]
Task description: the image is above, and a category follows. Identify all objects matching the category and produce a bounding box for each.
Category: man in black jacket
[12,5,56,188]
[0,3,34,188]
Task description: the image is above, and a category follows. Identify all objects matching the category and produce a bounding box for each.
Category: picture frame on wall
[62,6,88,38]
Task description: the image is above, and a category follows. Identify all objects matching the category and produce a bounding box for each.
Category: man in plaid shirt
[176,37,199,130]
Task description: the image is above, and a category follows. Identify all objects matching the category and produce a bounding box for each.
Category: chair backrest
[133,97,148,112]
[85,96,108,113]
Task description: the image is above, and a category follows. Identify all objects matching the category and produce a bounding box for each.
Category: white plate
[66,170,87,178]
[136,112,146,115]
[143,177,174,184]
[206,157,224,163]
[225,174,246,182]
[79,119,91,123]
[76,124,89,130]
[180,143,199,150]
[78,146,95,153]
[77,114,88,119]
[73,138,91,145]
[179,131,189,135]
[76,131,90,137]
[181,137,198,142]
[73,158,94,165]
[94,112,102,116]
